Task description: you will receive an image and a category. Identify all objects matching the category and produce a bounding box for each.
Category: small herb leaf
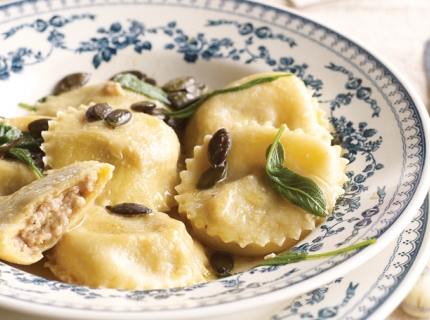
[270,168,328,217]
[114,73,171,105]
[266,125,328,217]
[256,238,376,268]
[266,142,284,172]
[165,73,292,119]
[18,102,36,111]
[8,148,43,178]
[0,122,22,145]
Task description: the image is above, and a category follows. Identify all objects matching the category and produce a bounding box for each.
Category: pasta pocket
[45,206,212,290]
[0,159,40,196]
[42,105,180,211]
[34,81,167,117]
[0,161,113,265]
[176,123,347,256]
[182,73,331,157]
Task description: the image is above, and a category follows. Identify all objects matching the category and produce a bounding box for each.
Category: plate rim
[0,0,429,318]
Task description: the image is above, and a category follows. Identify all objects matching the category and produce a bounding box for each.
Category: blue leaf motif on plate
[273,280,358,319]
[1,16,322,94]
[326,63,381,117]
[0,14,95,79]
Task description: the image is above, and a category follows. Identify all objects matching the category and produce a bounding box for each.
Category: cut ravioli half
[42,105,180,211]
[34,81,167,117]
[182,73,331,157]
[45,206,212,290]
[0,161,114,265]
[176,123,348,256]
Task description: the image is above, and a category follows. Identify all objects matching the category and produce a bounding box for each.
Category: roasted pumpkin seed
[86,103,113,121]
[145,77,157,86]
[106,203,152,215]
[209,251,234,275]
[162,76,195,92]
[196,163,228,190]
[208,128,231,168]
[53,72,91,95]
[0,137,22,154]
[31,151,45,171]
[130,101,157,113]
[28,118,50,139]
[167,91,202,110]
[105,109,132,128]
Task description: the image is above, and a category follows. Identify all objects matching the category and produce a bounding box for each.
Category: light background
[0,0,429,319]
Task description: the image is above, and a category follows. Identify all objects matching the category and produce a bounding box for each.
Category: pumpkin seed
[31,151,45,171]
[164,117,188,136]
[53,72,91,95]
[209,251,234,275]
[162,76,195,92]
[130,101,157,113]
[86,103,113,121]
[106,203,152,215]
[105,109,132,128]
[168,91,202,110]
[0,137,22,154]
[208,128,231,168]
[131,101,168,122]
[196,163,228,190]
[28,118,50,139]
[145,77,157,86]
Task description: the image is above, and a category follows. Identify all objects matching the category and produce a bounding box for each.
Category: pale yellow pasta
[45,206,212,290]
[42,105,180,211]
[176,123,347,256]
[34,81,167,117]
[5,115,53,132]
[0,159,39,196]
[182,73,331,157]
[0,161,113,265]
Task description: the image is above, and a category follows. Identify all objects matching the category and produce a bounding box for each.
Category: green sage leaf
[266,124,328,217]
[256,238,376,267]
[18,102,36,111]
[114,73,170,105]
[16,132,43,151]
[8,148,43,179]
[265,142,284,172]
[165,73,292,119]
[0,122,22,145]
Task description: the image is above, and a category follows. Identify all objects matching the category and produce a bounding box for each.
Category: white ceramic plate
[0,0,429,319]
[266,195,430,320]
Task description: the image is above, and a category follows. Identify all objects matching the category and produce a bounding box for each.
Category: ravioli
[176,123,348,256]
[0,159,40,196]
[34,81,167,117]
[0,161,113,265]
[6,115,53,132]
[42,105,180,211]
[182,73,331,157]
[45,206,212,290]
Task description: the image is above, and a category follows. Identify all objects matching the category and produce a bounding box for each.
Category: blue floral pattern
[0,0,427,316]
[270,280,359,319]
[1,14,95,80]
[270,199,428,320]
[1,16,323,94]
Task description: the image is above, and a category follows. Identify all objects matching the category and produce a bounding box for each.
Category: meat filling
[14,171,98,255]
